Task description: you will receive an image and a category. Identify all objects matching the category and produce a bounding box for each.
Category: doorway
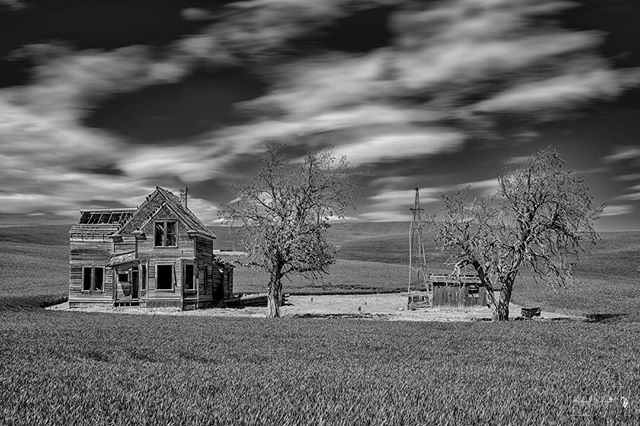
[131,270,139,300]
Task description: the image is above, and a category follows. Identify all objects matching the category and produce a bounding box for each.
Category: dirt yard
[48,293,582,321]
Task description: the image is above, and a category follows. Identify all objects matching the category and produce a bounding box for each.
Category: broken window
[154,221,177,247]
[79,211,133,224]
[166,222,176,246]
[83,268,92,291]
[79,212,92,224]
[82,267,104,292]
[141,265,147,291]
[184,264,194,291]
[94,267,104,291]
[157,264,174,290]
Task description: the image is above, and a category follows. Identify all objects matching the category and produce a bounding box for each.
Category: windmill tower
[407,187,432,309]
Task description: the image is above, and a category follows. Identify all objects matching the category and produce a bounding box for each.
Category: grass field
[1,310,639,425]
[1,223,640,423]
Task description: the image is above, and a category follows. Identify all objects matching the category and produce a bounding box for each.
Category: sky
[0,0,639,231]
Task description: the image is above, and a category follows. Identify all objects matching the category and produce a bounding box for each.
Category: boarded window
[184,264,194,290]
[157,265,173,290]
[83,268,92,291]
[155,221,177,247]
[94,268,104,291]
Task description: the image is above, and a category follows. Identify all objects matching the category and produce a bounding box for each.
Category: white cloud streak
[474,68,640,113]
[604,146,640,163]
[602,205,634,217]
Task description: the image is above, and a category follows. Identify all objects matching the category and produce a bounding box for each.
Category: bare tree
[433,147,602,320]
[220,144,355,318]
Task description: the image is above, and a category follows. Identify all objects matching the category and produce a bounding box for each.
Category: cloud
[2,0,640,224]
[615,173,640,182]
[181,8,214,21]
[185,196,220,225]
[0,0,25,11]
[245,52,395,117]
[332,129,464,166]
[205,0,640,169]
[473,68,640,113]
[0,43,233,219]
[616,184,640,201]
[362,177,499,222]
[118,144,230,183]
[369,188,440,205]
[358,210,413,222]
[604,146,640,163]
[602,205,634,217]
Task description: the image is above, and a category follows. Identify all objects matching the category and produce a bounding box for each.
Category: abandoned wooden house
[429,274,486,307]
[68,187,233,309]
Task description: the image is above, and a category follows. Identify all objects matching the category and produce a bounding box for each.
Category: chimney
[180,187,188,209]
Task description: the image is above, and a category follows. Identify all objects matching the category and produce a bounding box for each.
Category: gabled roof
[115,187,216,239]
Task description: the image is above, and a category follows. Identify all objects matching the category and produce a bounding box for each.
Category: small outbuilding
[429,274,487,307]
[68,187,233,309]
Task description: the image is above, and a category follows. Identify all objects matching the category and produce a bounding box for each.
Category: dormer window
[154,221,177,247]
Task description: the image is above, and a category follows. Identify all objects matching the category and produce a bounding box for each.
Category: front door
[131,270,139,300]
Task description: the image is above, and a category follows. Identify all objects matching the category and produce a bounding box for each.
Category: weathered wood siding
[69,238,113,306]
[194,236,214,307]
[118,206,195,308]
[224,268,233,299]
[432,284,487,307]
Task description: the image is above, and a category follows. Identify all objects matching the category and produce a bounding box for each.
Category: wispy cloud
[332,130,464,166]
[615,173,640,181]
[602,204,634,217]
[474,68,640,113]
[0,0,25,11]
[604,146,640,163]
[362,177,500,221]
[180,8,214,22]
[616,184,640,201]
[202,0,640,168]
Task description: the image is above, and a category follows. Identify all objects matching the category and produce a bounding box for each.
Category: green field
[1,311,639,424]
[1,223,640,424]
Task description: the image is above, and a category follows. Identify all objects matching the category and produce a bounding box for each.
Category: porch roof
[107,251,139,267]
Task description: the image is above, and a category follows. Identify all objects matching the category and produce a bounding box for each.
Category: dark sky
[0,0,639,230]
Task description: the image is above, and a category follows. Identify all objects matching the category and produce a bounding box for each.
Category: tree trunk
[496,282,512,321]
[266,265,283,318]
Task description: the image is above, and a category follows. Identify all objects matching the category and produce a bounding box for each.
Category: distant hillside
[0,224,71,245]
[2,223,639,318]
